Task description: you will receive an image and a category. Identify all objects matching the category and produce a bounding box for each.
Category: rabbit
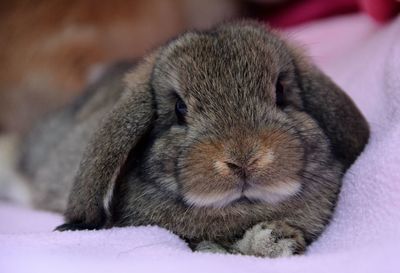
[19,21,369,257]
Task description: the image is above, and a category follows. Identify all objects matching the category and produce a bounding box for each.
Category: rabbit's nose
[225,161,248,180]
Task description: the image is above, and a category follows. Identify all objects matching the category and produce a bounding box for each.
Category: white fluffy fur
[184,178,301,208]
[244,179,301,204]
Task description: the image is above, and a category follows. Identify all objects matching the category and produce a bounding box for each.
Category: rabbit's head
[132,22,368,208]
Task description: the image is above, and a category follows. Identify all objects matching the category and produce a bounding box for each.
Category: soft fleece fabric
[1,14,400,273]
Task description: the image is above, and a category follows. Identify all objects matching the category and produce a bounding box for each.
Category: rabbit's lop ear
[56,53,158,231]
[291,48,369,169]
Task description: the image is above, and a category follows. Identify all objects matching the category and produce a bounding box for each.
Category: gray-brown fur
[19,21,369,257]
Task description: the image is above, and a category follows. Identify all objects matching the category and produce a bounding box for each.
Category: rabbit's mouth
[242,179,302,205]
[183,178,301,208]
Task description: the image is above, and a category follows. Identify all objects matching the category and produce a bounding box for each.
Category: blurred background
[1,0,399,134]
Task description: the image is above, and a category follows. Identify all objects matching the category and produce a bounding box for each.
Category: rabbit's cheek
[146,129,186,194]
[242,132,303,204]
[178,140,241,208]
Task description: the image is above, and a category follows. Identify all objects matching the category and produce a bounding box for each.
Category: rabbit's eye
[275,79,286,107]
[175,97,187,124]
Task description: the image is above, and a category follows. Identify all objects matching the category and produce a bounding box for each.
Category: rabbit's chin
[183,179,301,208]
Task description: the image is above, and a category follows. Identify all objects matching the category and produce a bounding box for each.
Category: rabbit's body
[19,21,369,257]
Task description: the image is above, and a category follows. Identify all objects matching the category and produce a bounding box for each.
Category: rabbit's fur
[19,21,369,257]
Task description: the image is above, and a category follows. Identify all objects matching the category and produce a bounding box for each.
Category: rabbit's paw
[232,221,305,258]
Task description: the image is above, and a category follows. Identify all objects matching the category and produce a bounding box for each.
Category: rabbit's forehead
[156,29,292,103]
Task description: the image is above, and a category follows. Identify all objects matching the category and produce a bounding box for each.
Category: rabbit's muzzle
[179,129,304,208]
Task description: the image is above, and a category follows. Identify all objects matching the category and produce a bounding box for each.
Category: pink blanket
[1,14,400,273]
